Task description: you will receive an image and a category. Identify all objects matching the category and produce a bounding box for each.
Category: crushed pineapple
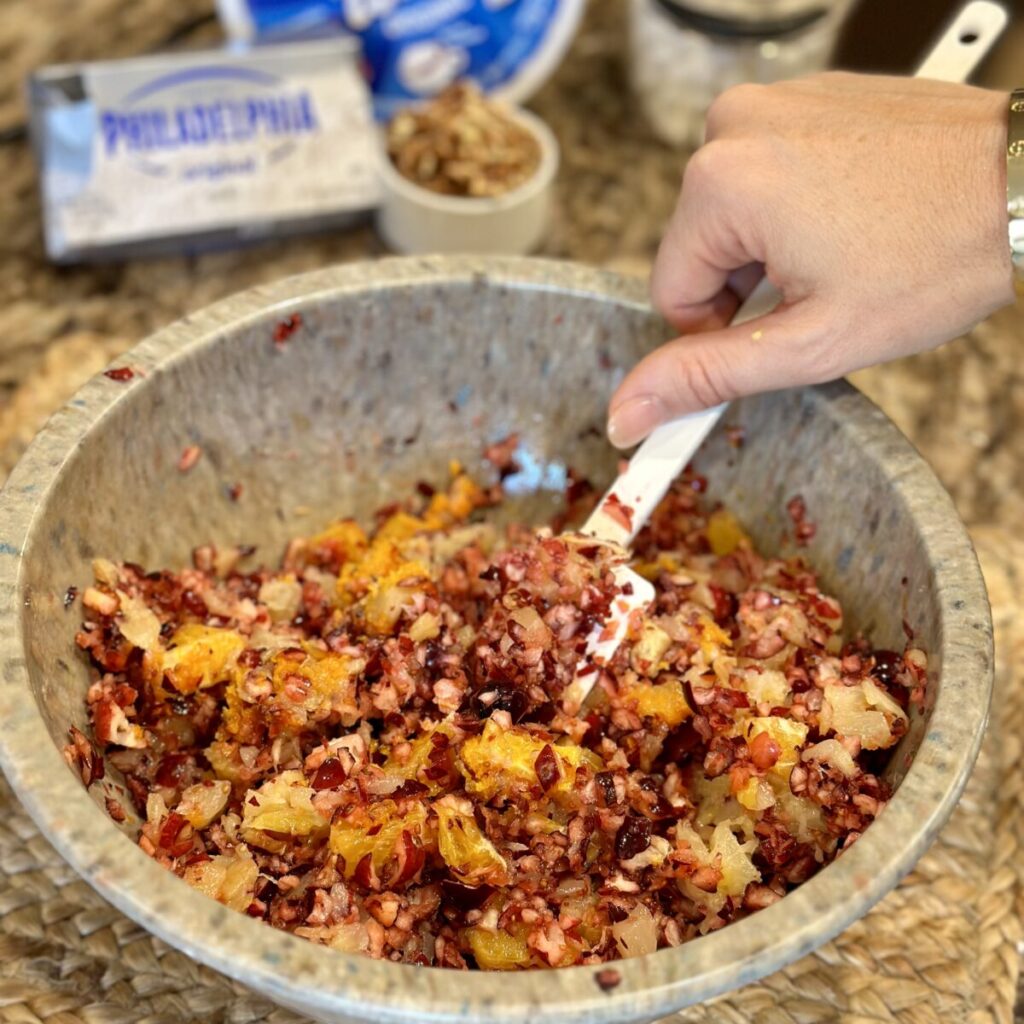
[434,795,507,885]
[710,822,761,896]
[381,722,455,795]
[177,780,231,828]
[696,614,732,662]
[821,680,907,749]
[330,800,429,877]
[182,846,258,912]
[693,775,743,828]
[773,786,827,844]
[737,667,791,707]
[459,719,602,801]
[204,739,248,784]
[736,777,776,812]
[162,624,246,694]
[465,926,532,970]
[706,508,749,556]
[630,621,673,676]
[361,561,431,635]
[258,575,302,623]
[242,770,327,842]
[115,589,162,652]
[295,921,371,954]
[308,519,369,563]
[409,611,441,641]
[275,648,362,716]
[622,676,691,727]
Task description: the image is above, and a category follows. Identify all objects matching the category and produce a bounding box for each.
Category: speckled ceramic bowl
[0,257,992,1024]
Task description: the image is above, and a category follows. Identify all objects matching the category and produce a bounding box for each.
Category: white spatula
[562,0,1008,714]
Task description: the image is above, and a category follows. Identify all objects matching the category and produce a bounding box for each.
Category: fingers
[726,264,766,303]
[650,143,767,330]
[607,303,829,449]
[652,266,765,335]
[649,209,731,330]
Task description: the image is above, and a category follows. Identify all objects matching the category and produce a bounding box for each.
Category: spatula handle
[916,1,1007,81]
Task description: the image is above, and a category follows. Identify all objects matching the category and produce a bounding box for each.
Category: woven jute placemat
[0,351,1021,1024]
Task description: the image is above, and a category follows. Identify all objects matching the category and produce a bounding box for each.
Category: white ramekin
[375,108,559,255]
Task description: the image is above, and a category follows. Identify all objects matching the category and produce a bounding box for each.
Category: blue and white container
[215,0,585,119]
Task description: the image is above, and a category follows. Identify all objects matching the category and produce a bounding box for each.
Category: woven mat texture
[2,0,1024,1021]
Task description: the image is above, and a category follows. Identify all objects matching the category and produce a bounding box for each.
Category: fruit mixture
[68,456,926,970]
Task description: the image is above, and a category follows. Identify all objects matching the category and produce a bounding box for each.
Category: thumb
[607,303,828,449]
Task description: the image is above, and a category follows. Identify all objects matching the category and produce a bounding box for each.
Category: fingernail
[607,394,669,449]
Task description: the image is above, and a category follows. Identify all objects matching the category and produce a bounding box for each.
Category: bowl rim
[377,107,560,215]
[0,256,993,1024]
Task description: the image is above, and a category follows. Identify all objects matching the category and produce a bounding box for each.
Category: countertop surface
[0,0,1021,1020]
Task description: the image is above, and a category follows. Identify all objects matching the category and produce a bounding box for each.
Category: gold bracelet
[1008,89,1024,289]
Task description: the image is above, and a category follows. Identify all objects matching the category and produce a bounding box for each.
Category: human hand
[607,74,1015,449]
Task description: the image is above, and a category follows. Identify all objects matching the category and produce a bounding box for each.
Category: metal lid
[652,0,839,39]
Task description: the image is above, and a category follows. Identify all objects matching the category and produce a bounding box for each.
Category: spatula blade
[563,564,654,714]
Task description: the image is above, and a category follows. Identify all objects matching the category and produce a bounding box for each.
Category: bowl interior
[0,258,991,1024]
[18,269,936,807]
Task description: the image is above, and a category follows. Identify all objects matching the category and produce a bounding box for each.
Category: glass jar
[629,0,856,148]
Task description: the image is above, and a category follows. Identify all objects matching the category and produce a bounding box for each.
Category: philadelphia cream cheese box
[29,39,380,261]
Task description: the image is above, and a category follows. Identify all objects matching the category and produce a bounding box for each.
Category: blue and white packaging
[29,39,380,261]
[216,0,584,119]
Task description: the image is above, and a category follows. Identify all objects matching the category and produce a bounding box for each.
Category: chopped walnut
[387,83,541,198]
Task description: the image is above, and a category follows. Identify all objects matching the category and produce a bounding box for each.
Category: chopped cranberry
[871,650,903,686]
[595,771,618,807]
[441,880,494,913]
[155,753,190,788]
[724,424,746,448]
[601,493,634,532]
[534,744,560,791]
[273,313,303,346]
[159,812,194,857]
[177,445,202,473]
[475,681,528,723]
[312,757,347,790]
[615,816,651,862]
